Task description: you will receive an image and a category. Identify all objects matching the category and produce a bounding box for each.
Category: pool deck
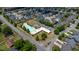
[22,23,51,35]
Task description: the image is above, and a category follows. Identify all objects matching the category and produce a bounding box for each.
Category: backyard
[0,32,9,51]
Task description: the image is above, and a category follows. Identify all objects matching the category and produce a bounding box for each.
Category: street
[0,15,47,51]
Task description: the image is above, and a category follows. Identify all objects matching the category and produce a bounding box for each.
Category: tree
[23,27,26,31]
[45,20,53,27]
[4,15,9,21]
[0,9,2,15]
[21,40,37,51]
[54,25,65,35]
[77,23,79,26]
[2,25,13,35]
[39,19,53,27]
[14,23,17,27]
[14,39,37,51]
[76,16,79,19]
[54,29,60,35]
[26,29,30,33]
[52,45,60,51]
[20,40,32,51]
[0,21,2,25]
[47,21,53,27]
[14,39,24,50]
[76,23,79,29]
[76,26,79,29]
[20,44,32,51]
[36,35,39,41]
[10,20,13,24]
[58,33,65,41]
[31,45,37,51]
[0,27,1,32]
[41,33,47,40]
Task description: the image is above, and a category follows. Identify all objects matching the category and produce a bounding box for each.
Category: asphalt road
[0,15,46,51]
[46,35,58,51]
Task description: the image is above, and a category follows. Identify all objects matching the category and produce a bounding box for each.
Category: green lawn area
[1,24,7,29]
[0,32,5,42]
[0,42,9,51]
[0,32,9,51]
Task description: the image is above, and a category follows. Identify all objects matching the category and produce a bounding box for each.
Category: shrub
[52,45,60,51]
[58,33,65,41]
[76,23,79,29]
[39,20,53,27]
[36,35,39,41]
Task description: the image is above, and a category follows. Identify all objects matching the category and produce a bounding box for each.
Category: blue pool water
[27,25,36,32]
[24,23,36,32]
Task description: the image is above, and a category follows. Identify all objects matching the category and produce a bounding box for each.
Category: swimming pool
[23,23,36,33]
[27,25,36,32]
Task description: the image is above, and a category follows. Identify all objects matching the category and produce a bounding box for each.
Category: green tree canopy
[14,39,37,51]
[54,25,65,35]
[2,25,13,35]
[0,21,2,25]
[52,45,60,51]
[41,33,47,40]
[14,39,24,50]
[36,35,39,41]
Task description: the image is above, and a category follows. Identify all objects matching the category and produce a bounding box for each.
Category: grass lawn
[1,24,7,29]
[0,42,9,51]
[0,32,5,42]
[0,32,9,51]
[0,32,21,51]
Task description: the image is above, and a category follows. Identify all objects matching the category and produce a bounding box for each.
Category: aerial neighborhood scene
[1,7,79,51]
